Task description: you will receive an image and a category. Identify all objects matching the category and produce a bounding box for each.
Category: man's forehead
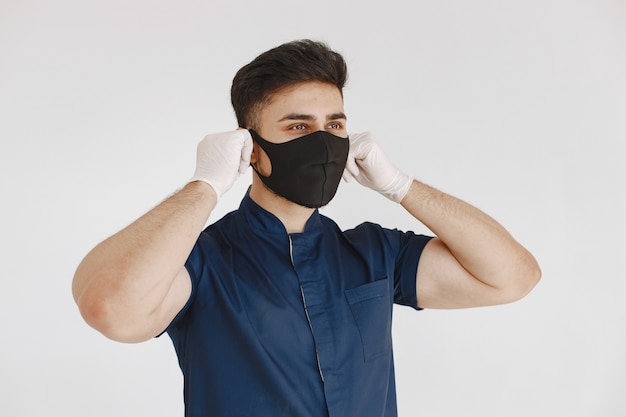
[255,81,345,126]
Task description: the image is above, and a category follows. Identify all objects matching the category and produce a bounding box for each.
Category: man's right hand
[190,129,253,197]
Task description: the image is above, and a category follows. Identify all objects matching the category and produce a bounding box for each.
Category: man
[72,39,540,416]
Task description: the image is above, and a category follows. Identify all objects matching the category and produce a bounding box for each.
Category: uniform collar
[240,190,322,235]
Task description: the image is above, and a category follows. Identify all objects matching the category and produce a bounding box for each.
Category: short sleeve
[160,234,206,336]
[344,222,432,310]
[391,231,433,309]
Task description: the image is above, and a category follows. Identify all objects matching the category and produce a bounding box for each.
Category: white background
[1,0,625,415]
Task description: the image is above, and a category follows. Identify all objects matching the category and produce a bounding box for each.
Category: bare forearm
[401,180,540,294]
[72,181,216,330]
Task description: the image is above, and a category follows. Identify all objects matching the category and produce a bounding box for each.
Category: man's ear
[240,127,257,165]
[250,142,258,165]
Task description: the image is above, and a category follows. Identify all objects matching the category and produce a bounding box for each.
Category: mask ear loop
[248,130,271,179]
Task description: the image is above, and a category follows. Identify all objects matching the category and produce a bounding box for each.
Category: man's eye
[292,125,306,130]
[328,123,342,129]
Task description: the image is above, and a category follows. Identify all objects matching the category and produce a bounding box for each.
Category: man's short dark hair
[231,39,348,129]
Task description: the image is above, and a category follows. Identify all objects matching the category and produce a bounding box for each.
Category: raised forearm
[72,181,216,334]
[401,180,540,296]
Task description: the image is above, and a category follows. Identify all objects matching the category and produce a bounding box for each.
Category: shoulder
[342,221,410,246]
[337,220,434,260]
[186,209,242,272]
[197,209,241,243]
[318,218,398,252]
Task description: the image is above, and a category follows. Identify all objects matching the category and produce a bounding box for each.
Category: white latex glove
[343,131,413,203]
[190,130,253,198]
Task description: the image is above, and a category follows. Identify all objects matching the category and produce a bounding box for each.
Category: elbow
[503,251,542,303]
[72,255,154,343]
[76,289,127,343]
[76,290,112,336]
[78,294,151,343]
[74,277,151,344]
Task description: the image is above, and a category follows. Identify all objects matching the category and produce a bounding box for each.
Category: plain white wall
[1,0,625,415]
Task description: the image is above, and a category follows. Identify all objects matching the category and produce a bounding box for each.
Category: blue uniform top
[166,192,432,417]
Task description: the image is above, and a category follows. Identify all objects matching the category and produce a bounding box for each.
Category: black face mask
[249,129,350,208]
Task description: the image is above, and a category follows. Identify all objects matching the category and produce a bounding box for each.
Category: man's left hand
[343,131,413,203]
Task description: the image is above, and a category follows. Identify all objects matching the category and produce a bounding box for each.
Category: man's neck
[248,179,315,234]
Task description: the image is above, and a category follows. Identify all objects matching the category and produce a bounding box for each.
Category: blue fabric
[166,192,432,417]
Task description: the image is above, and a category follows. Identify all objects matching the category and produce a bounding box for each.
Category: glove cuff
[188,176,221,198]
[381,171,413,203]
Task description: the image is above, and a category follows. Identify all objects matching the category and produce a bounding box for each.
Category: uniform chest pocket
[345,278,392,362]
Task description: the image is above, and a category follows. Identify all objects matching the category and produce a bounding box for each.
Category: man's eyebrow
[277,112,347,122]
[328,112,347,120]
[278,113,316,122]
